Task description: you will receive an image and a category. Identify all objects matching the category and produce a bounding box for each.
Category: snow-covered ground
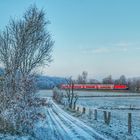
[74,96,140,140]
[72,90,140,97]
[69,106,140,140]
[2,90,138,140]
[0,134,33,140]
[37,90,140,140]
[37,90,140,98]
[34,98,107,140]
[36,90,53,97]
[77,96,140,109]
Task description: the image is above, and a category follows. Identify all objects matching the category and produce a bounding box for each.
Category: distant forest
[28,71,140,92]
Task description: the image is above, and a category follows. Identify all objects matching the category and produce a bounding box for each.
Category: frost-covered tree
[0,5,53,134]
[128,78,140,92]
[52,87,63,103]
[77,71,88,84]
[102,75,114,84]
[65,77,78,109]
[114,75,127,85]
[118,75,127,84]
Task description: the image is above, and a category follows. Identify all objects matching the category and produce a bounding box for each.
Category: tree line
[75,71,140,92]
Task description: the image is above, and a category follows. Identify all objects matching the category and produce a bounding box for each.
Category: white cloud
[114,42,129,47]
[92,47,110,53]
[82,41,140,54]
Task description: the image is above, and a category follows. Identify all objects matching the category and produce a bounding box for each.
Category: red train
[61,84,128,90]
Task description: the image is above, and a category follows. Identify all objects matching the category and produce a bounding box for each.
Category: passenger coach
[61,84,128,90]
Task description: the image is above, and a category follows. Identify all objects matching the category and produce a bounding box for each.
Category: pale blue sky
[0,0,140,79]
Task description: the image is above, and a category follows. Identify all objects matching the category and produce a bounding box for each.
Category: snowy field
[77,96,140,109]
[37,90,140,98]
[36,90,53,97]
[74,94,140,140]
[73,90,140,97]
[0,134,32,140]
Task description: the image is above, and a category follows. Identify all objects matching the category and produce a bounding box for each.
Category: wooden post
[77,107,79,112]
[94,109,97,120]
[128,113,132,135]
[104,111,107,123]
[108,112,111,125]
[104,111,111,125]
[82,107,86,114]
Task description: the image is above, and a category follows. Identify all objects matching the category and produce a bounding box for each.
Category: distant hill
[0,67,66,89]
[36,75,66,89]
